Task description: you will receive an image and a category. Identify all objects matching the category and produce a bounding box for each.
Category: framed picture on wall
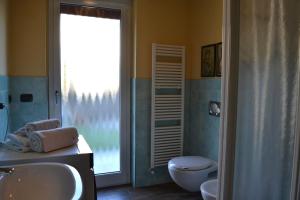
[215,42,222,77]
[201,44,216,77]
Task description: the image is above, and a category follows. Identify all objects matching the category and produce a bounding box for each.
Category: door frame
[48,0,132,188]
[219,0,300,199]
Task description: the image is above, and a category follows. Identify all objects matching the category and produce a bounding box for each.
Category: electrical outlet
[20,94,33,102]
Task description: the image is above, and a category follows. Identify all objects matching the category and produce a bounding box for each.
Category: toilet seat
[169,156,214,171]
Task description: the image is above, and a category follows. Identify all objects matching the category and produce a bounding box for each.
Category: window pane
[60,14,120,174]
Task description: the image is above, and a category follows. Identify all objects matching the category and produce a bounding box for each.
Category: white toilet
[200,179,218,200]
[168,156,217,192]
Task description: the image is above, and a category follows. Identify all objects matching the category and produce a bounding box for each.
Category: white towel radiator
[151,43,185,168]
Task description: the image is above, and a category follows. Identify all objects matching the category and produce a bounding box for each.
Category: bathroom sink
[0,162,82,200]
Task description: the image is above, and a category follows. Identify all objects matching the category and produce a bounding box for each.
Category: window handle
[55,90,60,104]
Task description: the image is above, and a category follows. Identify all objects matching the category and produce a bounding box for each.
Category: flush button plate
[209,101,221,117]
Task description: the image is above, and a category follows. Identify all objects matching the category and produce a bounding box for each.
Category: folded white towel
[7,134,30,147]
[29,127,78,153]
[25,119,61,137]
[2,139,31,153]
[13,127,29,136]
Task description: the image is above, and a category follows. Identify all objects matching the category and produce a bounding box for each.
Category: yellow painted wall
[133,0,223,79]
[5,0,222,78]
[8,0,47,77]
[0,0,7,75]
[133,0,190,79]
[188,0,223,79]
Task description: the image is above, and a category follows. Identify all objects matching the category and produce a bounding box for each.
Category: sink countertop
[0,135,92,164]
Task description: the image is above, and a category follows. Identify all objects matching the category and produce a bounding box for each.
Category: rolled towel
[7,134,30,147]
[25,119,61,137]
[2,139,31,153]
[29,127,79,153]
[13,127,28,136]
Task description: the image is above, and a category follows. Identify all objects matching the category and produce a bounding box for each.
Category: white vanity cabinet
[0,135,95,200]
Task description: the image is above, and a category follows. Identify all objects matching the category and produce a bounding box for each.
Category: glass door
[57,3,130,187]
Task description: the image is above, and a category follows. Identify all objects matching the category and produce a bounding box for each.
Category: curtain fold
[233,0,300,199]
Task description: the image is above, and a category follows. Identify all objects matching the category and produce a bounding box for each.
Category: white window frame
[48,0,132,188]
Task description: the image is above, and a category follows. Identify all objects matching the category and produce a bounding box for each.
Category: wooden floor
[97,183,203,200]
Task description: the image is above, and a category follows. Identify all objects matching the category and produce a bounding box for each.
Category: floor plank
[97,183,203,200]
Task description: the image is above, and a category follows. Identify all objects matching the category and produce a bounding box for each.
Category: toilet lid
[169,156,214,171]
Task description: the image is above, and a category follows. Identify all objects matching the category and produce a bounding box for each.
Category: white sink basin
[0,162,82,200]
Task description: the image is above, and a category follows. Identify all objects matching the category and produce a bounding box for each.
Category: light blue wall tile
[0,76,49,139]
[184,80,191,156]
[0,75,9,91]
[4,76,221,187]
[9,77,48,104]
[131,78,172,187]
[132,78,221,187]
[0,90,8,104]
[9,77,49,131]
[0,75,9,141]
[184,79,221,161]
[131,79,136,186]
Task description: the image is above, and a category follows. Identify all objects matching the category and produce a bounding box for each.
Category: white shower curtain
[233,0,300,199]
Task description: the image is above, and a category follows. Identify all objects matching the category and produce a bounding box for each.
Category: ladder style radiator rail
[151,43,185,168]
